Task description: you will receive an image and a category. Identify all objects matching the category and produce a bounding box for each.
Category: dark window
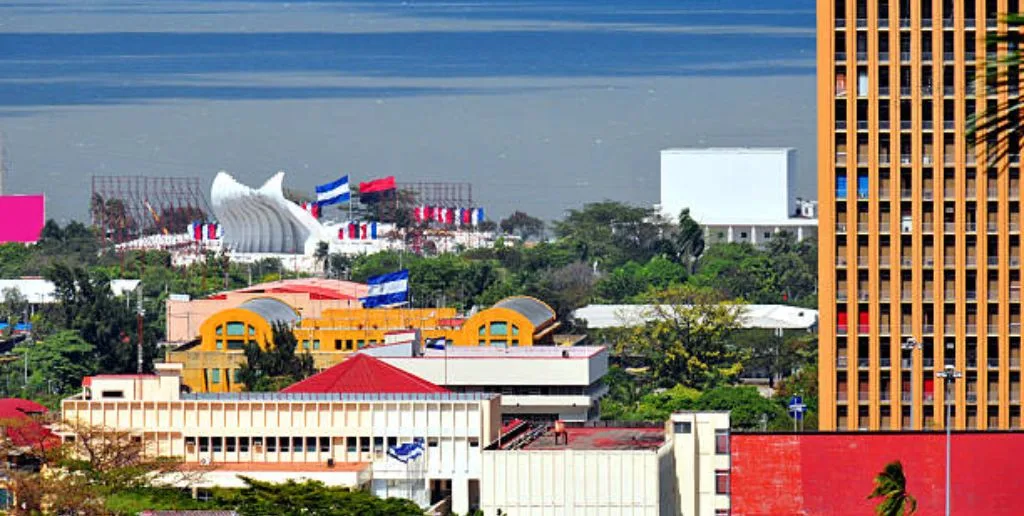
[198,437,209,453]
[715,510,730,516]
[266,437,277,453]
[715,429,730,455]
[305,437,316,453]
[101,390,124,399]
[293,437,304,451]
[319,437,330,453]
[347,437,357,453]
[360,437,370,452]
[715,470,730,495]
[279,436,290,452]
[212,437,222,452]
[428,438,439,447]
[673,421,692,434]
[239,437,250,453]
[373,437,384,453]
[387,436,398,449]
[226,437,236,452]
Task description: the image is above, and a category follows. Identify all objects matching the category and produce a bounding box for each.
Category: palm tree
[314,241,330,277]
[868,461,917,516]
[967,14,1024,167]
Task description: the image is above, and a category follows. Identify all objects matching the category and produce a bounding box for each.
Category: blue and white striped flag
[315,175,350,206]
[388,439,425,463]
[360,269,410,308]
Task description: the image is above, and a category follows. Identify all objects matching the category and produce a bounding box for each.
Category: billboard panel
[0,195,45,243]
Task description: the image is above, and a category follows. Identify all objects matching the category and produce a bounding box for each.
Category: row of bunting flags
[188,222,222,241]
[338,221,379,240]
[300,202,322,219]
[412,206,485,226]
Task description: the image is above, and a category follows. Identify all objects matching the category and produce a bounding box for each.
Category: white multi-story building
[659,148,817,245]
[60,362,500,514]
[373,345,610,423]
[480,412,732,516]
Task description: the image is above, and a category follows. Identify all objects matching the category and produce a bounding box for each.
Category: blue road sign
[788,395,807,421]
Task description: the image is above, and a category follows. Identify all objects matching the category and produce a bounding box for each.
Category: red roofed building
[281,354,449,394]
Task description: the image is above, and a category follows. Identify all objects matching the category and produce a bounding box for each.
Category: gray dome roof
[239,298,300,326]
[493,297,555,327]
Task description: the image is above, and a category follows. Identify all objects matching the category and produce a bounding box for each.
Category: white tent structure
[573,304,818,331]
[211,171,328,255]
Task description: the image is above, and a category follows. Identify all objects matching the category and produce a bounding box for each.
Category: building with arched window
[166,296,563,393]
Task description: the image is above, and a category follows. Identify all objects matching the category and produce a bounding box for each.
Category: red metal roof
[281,354,449,394]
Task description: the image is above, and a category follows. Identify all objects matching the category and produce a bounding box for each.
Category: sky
[0,0,817,222]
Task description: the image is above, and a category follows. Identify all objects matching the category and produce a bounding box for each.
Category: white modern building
[658,148,817,244]
[480,412,732,516]
[372,345,610,423]
[574,304,819,331]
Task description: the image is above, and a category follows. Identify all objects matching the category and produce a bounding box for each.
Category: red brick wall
[731,433,1024,515]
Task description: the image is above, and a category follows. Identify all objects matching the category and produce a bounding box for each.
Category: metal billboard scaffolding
[90,175,211,247]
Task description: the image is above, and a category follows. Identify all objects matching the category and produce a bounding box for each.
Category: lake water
[0,0,816,221]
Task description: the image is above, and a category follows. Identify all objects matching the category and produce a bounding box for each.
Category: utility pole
[136,287,145,373]
[937,365,962,516]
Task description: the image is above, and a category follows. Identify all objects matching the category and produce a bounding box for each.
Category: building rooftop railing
[180,392,499,402]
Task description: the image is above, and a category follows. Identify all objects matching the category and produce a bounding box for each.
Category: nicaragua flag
[315,175,350,206]
[388,439,425,463]
[360,269,410,308]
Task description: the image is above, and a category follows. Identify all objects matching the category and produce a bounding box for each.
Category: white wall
[659,148,796,224]
[480,445,672,516]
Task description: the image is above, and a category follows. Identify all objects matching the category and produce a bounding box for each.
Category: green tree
[696,386,788,430]
[15,330,98,395]
[868,461,917,516]
[237,321,315,391]
[553,201,671,269]
[674,208,705,272]
[623,285,745,389]
[499,210,546,241]
[43,264,155,373]
[215,477,422,516]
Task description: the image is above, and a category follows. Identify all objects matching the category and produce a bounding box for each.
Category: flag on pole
[360,269,410,308]
[315,175,350,206]
[387,438,425,463]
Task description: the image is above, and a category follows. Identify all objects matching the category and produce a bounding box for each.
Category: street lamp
[936,365,962,516]
[901,337,922,430]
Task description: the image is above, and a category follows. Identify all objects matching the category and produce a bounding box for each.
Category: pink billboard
[0,195,45,243]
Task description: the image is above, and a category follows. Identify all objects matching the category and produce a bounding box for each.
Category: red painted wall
[0,195,44,243]
[731,433,1024,515]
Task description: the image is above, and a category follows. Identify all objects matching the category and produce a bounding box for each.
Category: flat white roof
[419,346,605,359]
[574,304,818,330]
[0,278,140,303]
[661,147,794,154]
[702,219,818,226]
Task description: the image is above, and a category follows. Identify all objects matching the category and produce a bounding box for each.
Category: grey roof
[493,297,555,328]
[239,297,300,325]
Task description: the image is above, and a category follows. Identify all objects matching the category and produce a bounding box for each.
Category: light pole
[901,337,921,430]
[936,365,962,516]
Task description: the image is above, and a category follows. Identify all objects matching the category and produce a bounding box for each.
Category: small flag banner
[315,175,350,206]
[338,221,379,241]
[360,269,409,308]
[358,176,397,204]
[387,438,425,463]
[412,206,485,227]
[188,221,221,241]
[300,202,322,219]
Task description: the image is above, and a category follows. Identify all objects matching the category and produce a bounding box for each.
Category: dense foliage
[237,321,316,391]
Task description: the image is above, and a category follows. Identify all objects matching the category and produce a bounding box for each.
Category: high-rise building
[818,0,1024,430]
